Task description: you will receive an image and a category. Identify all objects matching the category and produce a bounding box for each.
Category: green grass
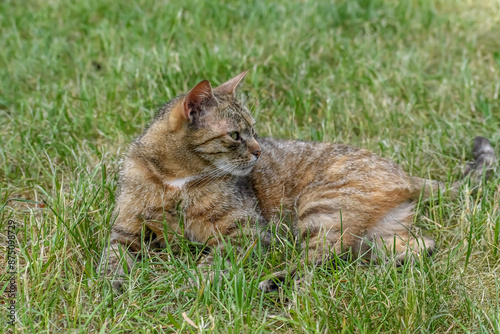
[1,0,500,332]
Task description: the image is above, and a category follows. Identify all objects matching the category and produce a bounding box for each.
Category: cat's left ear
[213,70,248,96]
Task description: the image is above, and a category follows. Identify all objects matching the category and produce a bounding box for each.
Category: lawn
[1,0,500,332]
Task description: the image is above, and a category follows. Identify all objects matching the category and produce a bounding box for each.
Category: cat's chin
[215,159,257,176]
[229,165,254,176]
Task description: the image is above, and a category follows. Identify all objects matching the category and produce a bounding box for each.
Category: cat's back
[251,137,413,219]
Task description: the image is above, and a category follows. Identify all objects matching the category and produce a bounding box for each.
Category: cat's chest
[162,175,254,204]
[161,178,257,244]
[163,176,197,189]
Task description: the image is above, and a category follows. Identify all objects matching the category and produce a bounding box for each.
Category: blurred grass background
[1,0,499,332]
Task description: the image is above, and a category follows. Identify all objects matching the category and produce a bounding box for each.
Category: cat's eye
[251,128,256,136]
[228,131,240,140]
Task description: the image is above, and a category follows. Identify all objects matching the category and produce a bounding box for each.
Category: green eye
[229,131,240,140]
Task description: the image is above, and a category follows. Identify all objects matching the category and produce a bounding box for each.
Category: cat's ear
[182,79,217,122]
[169,80,217,129]
[213,70,248,96]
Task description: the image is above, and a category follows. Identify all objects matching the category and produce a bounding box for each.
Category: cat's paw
[393,236,436,265]
[100,260,131,293]
[189,268,230,288]
[258,273,289,293]
[110,276,127,293]
[100,245,136,293]
[258,278,281,293]
[258,267,298,293]
[102,268,130,293]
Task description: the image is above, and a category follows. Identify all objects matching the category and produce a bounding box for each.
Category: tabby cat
[100,72,496,292]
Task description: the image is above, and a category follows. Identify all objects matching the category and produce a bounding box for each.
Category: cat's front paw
[110,276,126,293]
[101,265,130,293]
[189,267,230,288]
[100,256,132,293]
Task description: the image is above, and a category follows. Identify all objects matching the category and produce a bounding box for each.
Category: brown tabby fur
[100,72,496,292]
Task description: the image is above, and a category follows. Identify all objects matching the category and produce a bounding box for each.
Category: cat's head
[163,71,261,177]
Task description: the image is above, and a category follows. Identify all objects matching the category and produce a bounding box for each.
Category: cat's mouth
[229,160,257,176]
[216,159,257,176]
[236,162,256,174]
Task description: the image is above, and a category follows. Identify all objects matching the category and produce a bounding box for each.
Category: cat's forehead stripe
[240,110,255,127]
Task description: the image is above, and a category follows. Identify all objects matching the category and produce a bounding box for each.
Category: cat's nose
[252,149,262,158]
[250,140,261,158]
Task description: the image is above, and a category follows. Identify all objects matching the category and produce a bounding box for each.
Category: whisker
[191,169,232,189]
[186,163,237,189]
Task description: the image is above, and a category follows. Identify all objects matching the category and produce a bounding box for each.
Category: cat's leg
[257,227,345,292]
[192,242,251,289]
[258,195,422,292]
[259,202,367,292]
[194,219,267,286]
[193,246,235,285]
[100,216,143,292]
[382,137,495,263]
[364,201,435,264]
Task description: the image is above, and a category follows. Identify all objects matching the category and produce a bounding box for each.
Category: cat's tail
[410,136,496,200]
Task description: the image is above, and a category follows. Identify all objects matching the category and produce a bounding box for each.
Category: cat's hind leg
[258,196,430,292]
[258,200,368,292]
[364,201,435,264]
